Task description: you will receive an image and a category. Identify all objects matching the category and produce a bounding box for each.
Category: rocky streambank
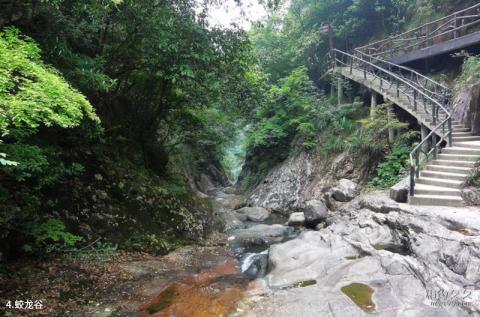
[230,191,480,316]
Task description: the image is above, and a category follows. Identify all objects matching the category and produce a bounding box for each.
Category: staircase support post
[421,123,429,153]
[370,91,377,119]
[387,104,395,143]
[337,78,343,106]
[448,118,453,147]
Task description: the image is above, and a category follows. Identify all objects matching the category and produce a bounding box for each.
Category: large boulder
[300,200,328,227]
[235,206,270,222]
[229,224,294,255]
[390,176,409,203]
[332,179,357,202]
[221,211,245,231]
[287,212,305,226]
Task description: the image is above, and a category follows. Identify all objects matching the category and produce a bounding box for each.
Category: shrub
[27,218,83,253]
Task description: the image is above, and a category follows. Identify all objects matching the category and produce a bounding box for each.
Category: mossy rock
[341,282,375,313]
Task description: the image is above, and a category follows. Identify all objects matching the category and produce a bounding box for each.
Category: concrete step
[441,147,480,155]
[421,170,468,181]
[454,142,480,149]
[452,136,480,142]
[416,177,463,188]
[430,159,476,168]
[414,184,462,197]
[425,164,472,174]
[452,128,470,132]
[437,153,480,162]
[409,195,464,207]
[452,132,473,137]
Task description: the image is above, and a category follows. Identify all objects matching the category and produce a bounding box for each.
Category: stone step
[421,170,468,181]
[409,195,465,207]
[425,164,472,174]
[437,153,480,162]
[416,177,463,188]
[414,184,462,197]
[452,136,480,142]
[441,147,480,155]
[430,159,476,168]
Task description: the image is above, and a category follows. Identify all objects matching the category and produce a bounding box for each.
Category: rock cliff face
[245,150,376,215]
[452,82,480,135]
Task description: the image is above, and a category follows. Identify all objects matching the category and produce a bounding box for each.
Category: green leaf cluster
[0,27,98,138]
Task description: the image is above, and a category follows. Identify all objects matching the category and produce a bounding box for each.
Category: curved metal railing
[356,3,480,60]
[328,49,453,197]
[353,50,451,104]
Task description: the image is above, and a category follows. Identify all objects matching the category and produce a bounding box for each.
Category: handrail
[353,49,450,102]
[356,2,480,60]
[331,49,449,116]
[328,48,453,197]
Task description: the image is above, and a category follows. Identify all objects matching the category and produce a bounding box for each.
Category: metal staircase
[325,4,480,206]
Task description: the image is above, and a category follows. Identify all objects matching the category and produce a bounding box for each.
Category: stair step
[430,159,476,167]
[416,177,463,188]
[452,132,472,137]
[452,128,470,132]
[421,170,468,181]
[437,153,480,162]
[425,164,472,173]
[441,147,480,155]
[454,142,480,149]
[452,136,480,142]
[409,195,464,207]
[414,184,461,197]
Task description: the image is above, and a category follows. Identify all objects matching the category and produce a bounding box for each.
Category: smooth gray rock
[242,194,480,316]
[332,179,357,202]
[235,206,270,222]
[301,200,328,226]
[359,196,403,213]
[222,211,245,231]
[229,224,294,251]
[287,212,305,226]
[390,176,409,203]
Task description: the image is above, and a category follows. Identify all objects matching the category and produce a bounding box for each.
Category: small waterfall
[240,250,269,279]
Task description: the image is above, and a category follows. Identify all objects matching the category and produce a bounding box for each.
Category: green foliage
[454,55,480,92]
[0,27,98,138]
[369,142,410,188]
[247,67,325,151]
[29,218,83,253]
[122,232,187,255]
[0,152,17,166]
[250,0,414,82]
